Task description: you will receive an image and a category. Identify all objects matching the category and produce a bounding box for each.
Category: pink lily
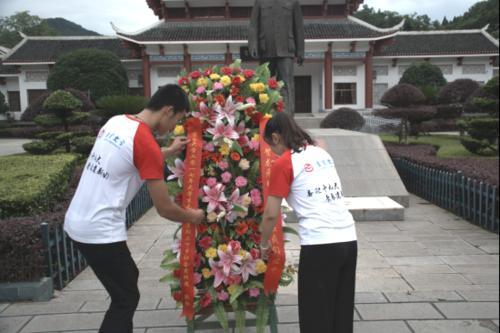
[209,259,227,288]
[215,96,242,125]
[217,245,242,276]
[206,119,239,141]
[239,252,257,283]
[202,184,227,213]
[167,159,184,186]
[225,189,248,222]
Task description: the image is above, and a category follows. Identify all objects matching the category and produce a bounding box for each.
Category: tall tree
[442,0,499,38]
[0,11,57,48]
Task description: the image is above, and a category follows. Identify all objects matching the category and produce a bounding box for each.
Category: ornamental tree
[47,48,128,102]
[376,84,435,143]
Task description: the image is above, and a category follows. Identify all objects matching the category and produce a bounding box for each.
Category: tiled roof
[3,37,136,63]
[117,18,396,42]
[376,32,499,56]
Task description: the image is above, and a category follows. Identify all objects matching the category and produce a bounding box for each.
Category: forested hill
[44,18,100,36]
[353,0,499,38]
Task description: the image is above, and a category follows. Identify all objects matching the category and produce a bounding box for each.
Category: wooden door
[294,76,311,114]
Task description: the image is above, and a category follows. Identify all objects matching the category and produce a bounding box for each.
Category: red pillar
[324,43,333,110]
[365,43,374,109]
[141,48,151,98]
[183,44,192,72]
[225,44,232,65]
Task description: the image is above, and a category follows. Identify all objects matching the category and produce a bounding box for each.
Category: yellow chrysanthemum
[259,93,270,104]
[252,134,260,141]
[220,75,232,87]
[173,125,185,136]
[227,284,239,295]
[207,211,218,223]
[202,268,212,279]
[263,114,273,119]
[210,73,221,81]
[219,143,230,156]
[205,247,217,259]
[255,259,267,274]
[250,83,266,93]
[197,77,208,87]
[218,244,228,252]
[238,250,248,257]
[238,75,246,83]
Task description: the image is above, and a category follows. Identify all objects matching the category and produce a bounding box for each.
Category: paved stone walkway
[1,195,498,332]
[0,139,31,156]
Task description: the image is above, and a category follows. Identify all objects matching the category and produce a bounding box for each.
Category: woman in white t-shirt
[259,112,357,333]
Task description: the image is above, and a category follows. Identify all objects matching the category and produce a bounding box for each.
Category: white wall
[295,62,322,114]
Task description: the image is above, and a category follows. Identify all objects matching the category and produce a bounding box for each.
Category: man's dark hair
[147,84,190,113]
[264,112,314,153]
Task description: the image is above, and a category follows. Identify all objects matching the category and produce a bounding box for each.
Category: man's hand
[188,209,205,225]
[163,137,189,158]
[297,56,304,66]
[249,47,259,59]
[259,239,272,260]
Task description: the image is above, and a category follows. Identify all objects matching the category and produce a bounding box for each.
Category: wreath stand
[186,301,279,332]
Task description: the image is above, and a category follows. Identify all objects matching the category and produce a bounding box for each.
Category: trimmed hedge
[320,107,365,130]
[73,135,96,155]
[0,166,83,283]
[0,154,78,218]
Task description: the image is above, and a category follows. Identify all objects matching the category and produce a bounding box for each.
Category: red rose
[229,240,241,253]
[236,96,244,103]
[198,236,213,250]
[235,222,249,236]
[243,69,255,79]
[251,112,263,125]
[200,292,212,308]
[190,71,202,79]
[221,67,232,75]
[230,87,240,96]
[178,77,190,85]
[250,248,260,259]
[173,290,183,302]
[250,233,261,243]
[243,147,251,155]
[197,223,208,235]
[214,95,225,106]
[232,76,242,86]
[230,152,241,161]
[277,100,284,112]
[210,224,219,232]
[204,68,212,76]
[268,78,279,89]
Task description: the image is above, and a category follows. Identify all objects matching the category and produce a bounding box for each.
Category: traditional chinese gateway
[0,0,498,118]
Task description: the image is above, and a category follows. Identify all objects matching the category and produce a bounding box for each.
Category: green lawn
[379,134,498,158]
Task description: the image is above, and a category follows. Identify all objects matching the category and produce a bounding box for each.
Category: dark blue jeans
[298,241,358,333]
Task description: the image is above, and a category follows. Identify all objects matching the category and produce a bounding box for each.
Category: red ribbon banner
[179,118,203,320]
[259,117,286,295]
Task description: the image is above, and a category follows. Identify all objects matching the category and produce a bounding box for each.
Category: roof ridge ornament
[347,15,404,33]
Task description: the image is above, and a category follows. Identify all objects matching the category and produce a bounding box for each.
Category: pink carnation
[246,97,256,105]
[217,290,229,301]
[196,86,206,94]
[249,288,260,298]
[221,172,232,183]
[218,160,229,170]
[250,189,262,206]
[206,177,217,187]
[204,142,215,152]
[213,82,224,90]
[235,176,248,188]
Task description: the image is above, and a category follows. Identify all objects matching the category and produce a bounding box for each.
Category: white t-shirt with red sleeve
[64,115,164,244]
[269,145,357,246]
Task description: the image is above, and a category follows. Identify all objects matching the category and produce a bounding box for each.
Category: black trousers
[298,241,358,333]
[73,240,140,333]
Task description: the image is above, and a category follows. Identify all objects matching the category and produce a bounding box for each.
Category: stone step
[283,196,405,223]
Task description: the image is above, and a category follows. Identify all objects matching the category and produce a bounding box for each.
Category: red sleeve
[133,123,164,180]
[268,150,293,198]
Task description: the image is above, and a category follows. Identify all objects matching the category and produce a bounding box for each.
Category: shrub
[460,137,493,156]
[460,117,499,144]
[375,105,436,142]
[320,107,365,130]
[419,85,440,105]
[399,62,447,89]
[21,88,94,121]
[435,104,463,119]
[0,91,9,114]
[22,141,57,155]
[43,90,83,118]
[73,135,96,155]
[381,84,426,107]
[438,79,480,104]
[96,95,148,122]
[47,48,128,102]
[0,154,78,218]
[483,76,499,98]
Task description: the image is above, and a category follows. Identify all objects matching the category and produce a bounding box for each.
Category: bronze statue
[248,0,305,116]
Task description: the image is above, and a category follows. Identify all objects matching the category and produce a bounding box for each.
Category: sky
[0,0,485,35]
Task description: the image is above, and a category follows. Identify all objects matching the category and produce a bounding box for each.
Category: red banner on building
[259,117,286,295]
[179,118,203,320]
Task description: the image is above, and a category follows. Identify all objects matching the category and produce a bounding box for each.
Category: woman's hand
[259,239,272,260]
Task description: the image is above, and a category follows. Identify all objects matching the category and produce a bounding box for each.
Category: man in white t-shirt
[65,84,204,333]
